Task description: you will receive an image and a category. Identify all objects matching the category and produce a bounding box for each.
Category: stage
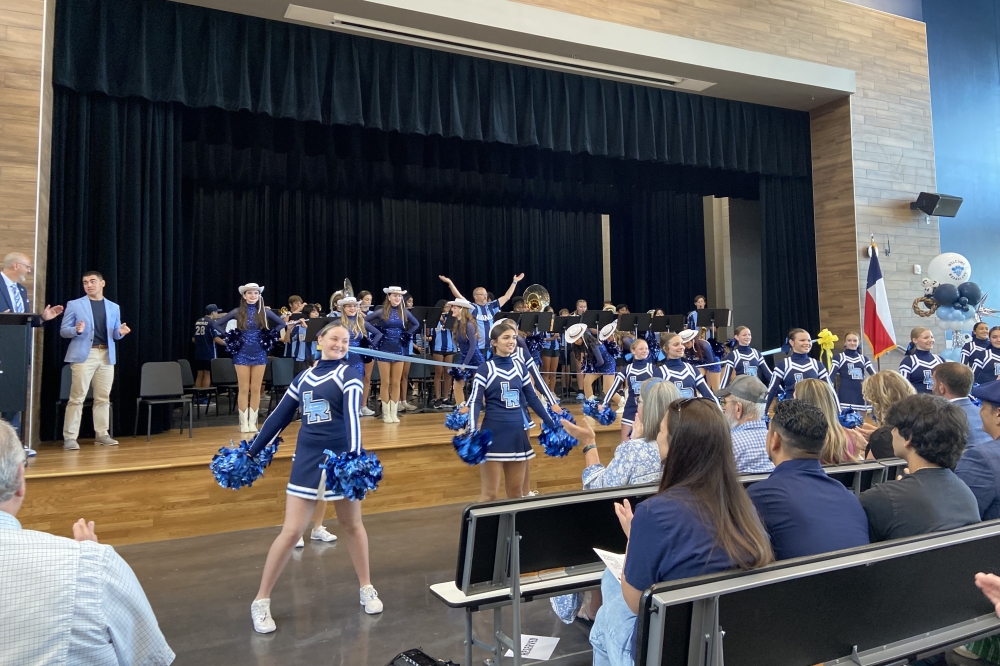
[19,405,624,545]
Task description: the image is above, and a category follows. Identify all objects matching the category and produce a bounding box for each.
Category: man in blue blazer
[59,271,131,450]
[956,382,1000,520]
[932,362,993,449]
[2,252,64,450]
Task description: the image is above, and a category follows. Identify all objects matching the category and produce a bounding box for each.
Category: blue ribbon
[350,347,478,370]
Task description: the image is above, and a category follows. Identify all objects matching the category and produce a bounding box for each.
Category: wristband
[582,444,597,454]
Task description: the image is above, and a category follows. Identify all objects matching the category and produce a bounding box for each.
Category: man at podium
[1,252,64,453]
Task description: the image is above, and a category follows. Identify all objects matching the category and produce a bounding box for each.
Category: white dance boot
[390,401,401,423]
[238,409,250,433]
[248,409,259,433]
[381,401,393,424]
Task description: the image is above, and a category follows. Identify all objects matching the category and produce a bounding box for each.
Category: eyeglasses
[671,397,713,421]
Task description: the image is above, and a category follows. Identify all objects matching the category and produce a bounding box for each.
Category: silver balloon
[975,293,999,322]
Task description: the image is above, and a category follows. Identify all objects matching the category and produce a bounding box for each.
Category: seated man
[746,400,869,559]
[931,361,993,449]
[718,375,774,474]
[955,381,1000,520]
[859,394,980,542]
[0,420,174,665]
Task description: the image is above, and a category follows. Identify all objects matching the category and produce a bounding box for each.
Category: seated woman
[794,378,864,464]
[589,398,774,666]
[859,370,915,459]
[581,379,681,489]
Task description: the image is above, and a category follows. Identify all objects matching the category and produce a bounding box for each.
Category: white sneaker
[360,406,376,417]
[251,599,276,633]
[310,526,337,542]
[402,401,418,412]
[360,585,383,614]
[295,536,304,548]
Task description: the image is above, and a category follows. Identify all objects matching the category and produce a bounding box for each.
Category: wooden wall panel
[515,0,937,360]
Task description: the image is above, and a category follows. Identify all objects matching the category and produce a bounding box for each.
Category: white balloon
[928,252,972,286]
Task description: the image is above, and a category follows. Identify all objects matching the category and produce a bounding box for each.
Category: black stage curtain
[55,0,812,179]
[43,90,187,440]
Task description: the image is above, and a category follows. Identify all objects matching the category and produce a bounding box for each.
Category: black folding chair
[133,362,193,441]
[178,358,218,420]
[54,364,114,438]
[211,358,239,415]
[265,357,295,415]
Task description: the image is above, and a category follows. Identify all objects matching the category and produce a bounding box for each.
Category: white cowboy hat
[238,283,264,296]
[565,323,587,344]
[599,321,618,342]
[447,299,475,310]
[383,286,405,295]
[337,296,359,307]
[490,317,517,333]
[679,329,699,344]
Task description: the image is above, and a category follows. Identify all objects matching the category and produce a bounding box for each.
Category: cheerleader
[897,326,943,394]
[460,322,557,501]
[764,328,831,413]
[566,323,614,401]
[719,326,772,388]
[658,331,719,403]
[541,306,561,395]
[970,326,1000,385]
[214,283,286,433]
[365,286,420,424]
[245,322,382,633]
[494,317,564,410]
[830,331,875,411]
[963,322,991,366]
[447,299,482,405]
[599,337,659,441]
[429,300,457,408]
[337,295,383,380]
[685,295,706,330]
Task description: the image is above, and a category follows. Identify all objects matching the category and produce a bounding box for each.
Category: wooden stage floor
[20,405,623,545]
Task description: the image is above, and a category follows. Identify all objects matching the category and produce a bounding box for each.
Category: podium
[0,313,38,414]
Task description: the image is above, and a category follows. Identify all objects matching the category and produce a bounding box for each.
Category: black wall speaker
[910,192,963,217]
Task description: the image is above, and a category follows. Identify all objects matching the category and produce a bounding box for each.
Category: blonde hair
[339,301,366,339]
[795,378,861,465]
[862,370,916,424]
[910,326,931,342]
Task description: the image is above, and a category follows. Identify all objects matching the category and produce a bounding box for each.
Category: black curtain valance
[55,0,812,178]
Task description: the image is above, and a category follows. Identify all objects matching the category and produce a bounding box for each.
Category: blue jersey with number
[193,317,220,361]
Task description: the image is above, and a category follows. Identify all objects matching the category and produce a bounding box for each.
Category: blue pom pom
[778,387,795,402]
[525,332,544,356]
[223,329,244,356]
[582,398,616,426]
[550,406,574,425]
[838,408,863,429]
[539,423,579,457]
[210,437,282,490]
[260,327,282,353]
[445,406,469,432]
[321,449,383,500]
[603,340,622,359]
[453,429,492,465]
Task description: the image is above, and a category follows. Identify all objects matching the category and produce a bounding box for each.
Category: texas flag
[863,249,897,359]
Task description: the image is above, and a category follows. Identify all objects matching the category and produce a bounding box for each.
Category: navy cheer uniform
[450,321,483,384]
[897,350,943,394]
[602,359,660,426]
[365,308,420,355]
[192,317,220,370]
[467,355,555,462]
[970,346,1000,385]
[963,338,990,367]
[215,305,286,366]
[720,345,772,388]
[342,315,383,376]
[830,350,875,411]
[658,358,719,404]
[248,361,363,501]
[514,338,560,407]
[765,353,831,412]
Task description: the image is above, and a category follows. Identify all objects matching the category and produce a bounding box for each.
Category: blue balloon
[936,306,959,321]
[941,348,963,362]
[959,281,983,304]
[964,307,978,320]
[934,283,960,308]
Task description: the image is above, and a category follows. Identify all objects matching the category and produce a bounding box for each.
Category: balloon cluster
[918,253,980,330]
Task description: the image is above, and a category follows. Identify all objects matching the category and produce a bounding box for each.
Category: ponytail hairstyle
[907,326,930,355]
[659,331,679,355]
[974,321,990,338]
[489,321,516,350]
[734,325,749,337]
[237,294,268,330]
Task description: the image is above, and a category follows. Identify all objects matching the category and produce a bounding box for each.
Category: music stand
[581,311,600,329]
[597,311,616,329]
[697,308,732,336]
[517,313,554,334]
[494,312,520,326]
[304,317,335,343]
[665,315,687,333]
[650,316,670,333]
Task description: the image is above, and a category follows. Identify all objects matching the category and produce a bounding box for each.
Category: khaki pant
[64,348,114,440]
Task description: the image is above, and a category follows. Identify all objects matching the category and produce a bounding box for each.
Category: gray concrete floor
[118,503,593,666]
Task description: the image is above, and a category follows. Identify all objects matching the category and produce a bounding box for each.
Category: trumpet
[279,306,290,316]
[522,284,549,312]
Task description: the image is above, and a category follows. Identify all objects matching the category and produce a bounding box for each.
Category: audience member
[572,379,681,489]
[717,375,774,473]
[589,399,773,666]
[0,419,174,665]
[955,382,1000,520]
[860,370,915,459]
[794,378,864,464]
[932,362,993,449]
[859,394,980,542]
[746,401,869,560]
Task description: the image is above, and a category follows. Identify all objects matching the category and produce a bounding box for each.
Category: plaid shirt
[731,419,774,474]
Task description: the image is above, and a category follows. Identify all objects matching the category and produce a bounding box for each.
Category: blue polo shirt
[747,458,870,560]
[955,438,1000,520]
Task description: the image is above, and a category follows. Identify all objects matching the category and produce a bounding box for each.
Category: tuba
[343,278,355,299]
[522,284,549,312]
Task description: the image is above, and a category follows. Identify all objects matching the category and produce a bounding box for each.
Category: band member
[897,326,943,394]
[429,300,457,408]
[830,332,875,411]
[365,287,420,423]
[192,304,224,390]
[439,273,524,356]
[685,294,706,330]
[719,326,772,388]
